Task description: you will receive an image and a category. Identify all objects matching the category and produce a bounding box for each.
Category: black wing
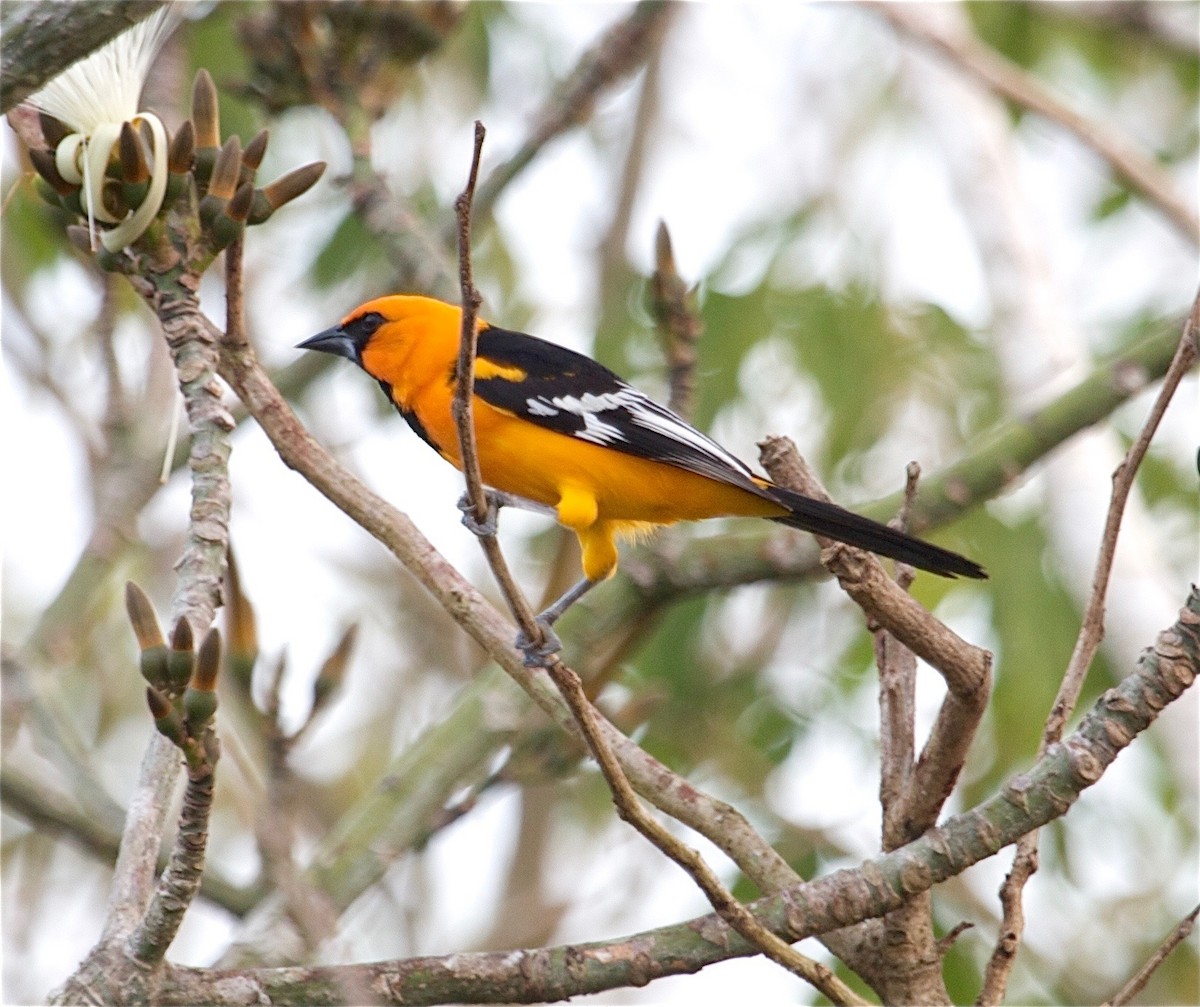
[473,325,762,491]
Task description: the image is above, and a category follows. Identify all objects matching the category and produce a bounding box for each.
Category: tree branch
[0,761,260,918]
[145,584,1197,1003]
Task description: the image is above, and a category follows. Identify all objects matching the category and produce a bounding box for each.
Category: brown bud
[259,161,325,212]
[191,68,221,149]
[225,181,255,224]
[167,616,195,691]
[147,687,185,746]
[39,112,69,148]
[243,129,269,172]
[125,581,165,650]
[30,148,76,195]
[119,121,150,184]
[168,119,196,174]
[170,616,194,653]
[225,551,258,691]
[192,628,222,692]
[655,220,677,277]
[207,135,242,201]
[100,178,126,219]
[312,624,357,712]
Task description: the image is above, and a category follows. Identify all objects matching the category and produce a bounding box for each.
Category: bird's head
[298,295,469,374]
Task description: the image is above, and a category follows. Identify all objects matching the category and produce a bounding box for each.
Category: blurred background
[3,2,1197,1003]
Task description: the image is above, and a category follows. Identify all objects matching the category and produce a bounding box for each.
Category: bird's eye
[351,312,384,338]
[343,311,385,346]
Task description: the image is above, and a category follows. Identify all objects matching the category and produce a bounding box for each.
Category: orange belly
[422,396,783,526]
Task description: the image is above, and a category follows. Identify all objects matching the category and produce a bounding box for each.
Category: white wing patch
[525,390,629,444]
[525,385,756,480]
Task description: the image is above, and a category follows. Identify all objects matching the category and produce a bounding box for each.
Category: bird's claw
[458,491,500,537]
[515,620,563,668]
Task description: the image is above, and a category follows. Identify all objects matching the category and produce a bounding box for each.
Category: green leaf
[311,210,389,290]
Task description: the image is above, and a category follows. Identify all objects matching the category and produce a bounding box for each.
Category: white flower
[28,6,180,252]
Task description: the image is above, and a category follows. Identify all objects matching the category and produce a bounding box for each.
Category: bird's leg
[457,489,506,537]
[516,577,598,667]
[458,490,557,537]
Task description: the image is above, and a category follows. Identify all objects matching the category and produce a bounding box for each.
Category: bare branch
[759,436,992,704]
[126,765,217,967]
[0,762,260,918]
[142,585,1199,1003]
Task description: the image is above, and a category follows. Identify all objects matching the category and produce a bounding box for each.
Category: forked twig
[449,121,866,1006]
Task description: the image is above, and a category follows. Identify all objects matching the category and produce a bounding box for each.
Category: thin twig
[979,291,1199,1005]
[764,450,982,1003]
[1048,294,1199,747]
[544,654,869,1006]
[451,123,494,536]
[866,1,1200,247]
[449,119,864,1006]
[449,121,547,651]
[1,760,259,917]
[1105,903,1200,1007]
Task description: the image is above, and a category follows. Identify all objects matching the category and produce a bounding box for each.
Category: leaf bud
[119,121,150,184]
[191,69,221,150]
[167,617,195,692]
[242,129,269,173]
[168,120,196,175]
[249,162,326,223]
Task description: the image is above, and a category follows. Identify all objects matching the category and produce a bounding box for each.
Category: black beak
[297,325,359,363]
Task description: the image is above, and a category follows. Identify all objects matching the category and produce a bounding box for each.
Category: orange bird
[300,295,985,662]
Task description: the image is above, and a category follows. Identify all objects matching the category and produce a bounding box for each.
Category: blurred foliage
[968,1,1200,97]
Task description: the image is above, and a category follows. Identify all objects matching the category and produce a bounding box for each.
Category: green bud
[183,686,219,731]
[167,617,195,692]
[140,644,170,689]
[146,687,185,747]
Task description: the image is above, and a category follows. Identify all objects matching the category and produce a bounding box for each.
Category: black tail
[767,485,986,580]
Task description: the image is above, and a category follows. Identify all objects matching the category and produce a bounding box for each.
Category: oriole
[300,295,985,661]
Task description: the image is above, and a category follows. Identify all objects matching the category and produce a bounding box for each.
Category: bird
[299,294,986,663]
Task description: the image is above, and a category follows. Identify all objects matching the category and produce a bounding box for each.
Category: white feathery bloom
[28,6,179,252]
